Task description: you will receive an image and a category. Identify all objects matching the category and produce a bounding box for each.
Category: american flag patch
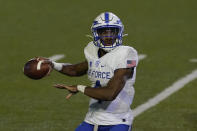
[127,60,136,68]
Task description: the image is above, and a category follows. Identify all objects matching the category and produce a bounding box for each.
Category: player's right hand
[35,56,53,75]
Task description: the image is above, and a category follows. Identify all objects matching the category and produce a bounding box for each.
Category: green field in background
[0,0,196,130]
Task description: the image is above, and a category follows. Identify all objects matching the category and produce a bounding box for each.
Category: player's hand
[35,56,48,61]
[35,56,53,75]
[53,84,78,99]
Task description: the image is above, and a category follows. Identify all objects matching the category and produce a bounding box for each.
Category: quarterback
[47,12,138,131]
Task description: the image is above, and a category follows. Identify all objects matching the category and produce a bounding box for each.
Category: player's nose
[105,30,113,36]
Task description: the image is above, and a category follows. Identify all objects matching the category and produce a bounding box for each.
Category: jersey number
[94,80,103,104]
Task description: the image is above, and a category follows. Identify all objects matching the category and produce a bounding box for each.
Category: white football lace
[37,60,43,70]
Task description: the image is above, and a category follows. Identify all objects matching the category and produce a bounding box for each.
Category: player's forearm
[60,64,87,76]
[82,69,130,101]
[53,61,88,76]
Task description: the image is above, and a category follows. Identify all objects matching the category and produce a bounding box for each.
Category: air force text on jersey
[88,69,111,79]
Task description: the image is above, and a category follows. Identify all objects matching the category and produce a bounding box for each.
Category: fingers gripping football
[23,57,53,80]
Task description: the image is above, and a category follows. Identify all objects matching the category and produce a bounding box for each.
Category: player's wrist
[77,85,87,93]
[52,61,72,71]
[52,61,63,71]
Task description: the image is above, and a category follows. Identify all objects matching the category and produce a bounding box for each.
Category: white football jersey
[83,41,138,125]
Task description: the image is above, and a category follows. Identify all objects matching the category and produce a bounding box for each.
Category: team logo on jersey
[127,60,136,68]
[95,60,100,67]
[89,61,92,67]
[101,65,105,67]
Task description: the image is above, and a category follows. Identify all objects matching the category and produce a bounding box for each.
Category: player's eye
[97,27,119,35]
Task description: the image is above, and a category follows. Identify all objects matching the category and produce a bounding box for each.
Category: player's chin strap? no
[52,61,71,71]
[77,85,87,93]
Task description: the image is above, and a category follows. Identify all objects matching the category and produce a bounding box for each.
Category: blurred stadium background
[0,0,196,130]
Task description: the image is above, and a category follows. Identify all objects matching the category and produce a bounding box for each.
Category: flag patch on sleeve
[127,60,136,68]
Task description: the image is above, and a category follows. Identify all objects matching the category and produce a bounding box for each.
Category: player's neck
[98,48,108,58]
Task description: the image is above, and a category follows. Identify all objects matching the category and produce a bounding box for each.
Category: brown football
[23,58,50,80]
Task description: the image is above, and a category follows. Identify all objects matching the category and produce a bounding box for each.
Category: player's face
[97,27,119,46]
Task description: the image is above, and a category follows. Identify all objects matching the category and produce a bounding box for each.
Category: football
[23,58,51,80]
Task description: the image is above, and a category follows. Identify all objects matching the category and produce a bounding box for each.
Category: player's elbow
[105,92,118,101]
[106,96,116,101]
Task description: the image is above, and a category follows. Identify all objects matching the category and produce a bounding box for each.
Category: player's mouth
[101,37,116,46]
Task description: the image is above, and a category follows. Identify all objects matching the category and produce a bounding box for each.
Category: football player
[47,12,138,131]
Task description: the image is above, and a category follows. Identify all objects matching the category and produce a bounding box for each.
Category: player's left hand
[53,84,78,99]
